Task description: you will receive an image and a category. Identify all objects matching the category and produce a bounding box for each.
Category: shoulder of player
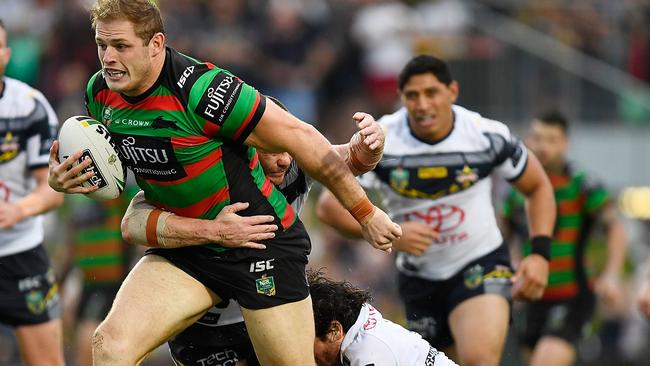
[455,106,511,136]
[3,77,52,116]
[163,46,218,93]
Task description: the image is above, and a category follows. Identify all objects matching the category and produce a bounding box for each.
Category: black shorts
[399,243,513,349]
[520,290,596,348]
[146,220,311,310]
[0,245,61,327]
[76,284,121,322]
[169,321,259,366]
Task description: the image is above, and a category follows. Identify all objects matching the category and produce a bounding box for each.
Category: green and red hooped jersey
[502,164,609,301]
[85,46,298,252]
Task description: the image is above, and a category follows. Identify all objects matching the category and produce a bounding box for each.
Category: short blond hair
[90,0,164,44]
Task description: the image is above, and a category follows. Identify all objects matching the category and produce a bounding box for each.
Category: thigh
[99,254,220,356]
[448,294,510,366]
[15,319,64,366]
[446,246,514,365]
[241,296,316,366]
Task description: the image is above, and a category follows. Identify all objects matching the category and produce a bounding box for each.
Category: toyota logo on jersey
[405,204,465,233]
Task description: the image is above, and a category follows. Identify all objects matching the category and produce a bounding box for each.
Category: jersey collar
[406,109,456,145]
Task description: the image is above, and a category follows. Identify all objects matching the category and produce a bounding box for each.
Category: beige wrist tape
[346,132,382,175]
[124,191,172,247]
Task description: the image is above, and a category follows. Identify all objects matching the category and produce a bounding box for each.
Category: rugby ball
[57,116,126,201]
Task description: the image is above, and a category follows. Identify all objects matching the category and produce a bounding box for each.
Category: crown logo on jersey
[455,165,478,188]
[102,107,113,127]
[0,132,19,162]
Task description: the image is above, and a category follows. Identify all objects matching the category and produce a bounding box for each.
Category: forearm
[316,189,364,238]
[121,192,209,248]
[603,220,627,276]
[289,125,369,213]
[524,185,556,238]
[16,183,63,219]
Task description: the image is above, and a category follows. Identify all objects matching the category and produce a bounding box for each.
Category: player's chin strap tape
[346,132,383,176]
[530,235,552,261]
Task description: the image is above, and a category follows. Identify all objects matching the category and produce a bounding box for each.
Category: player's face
[401,73,458,141]
[0,26,10,78]
[526,121,568,168]
[259,151,293,186]
[95,19,163,96]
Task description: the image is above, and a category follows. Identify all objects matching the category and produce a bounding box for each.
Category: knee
[91,323,132,364]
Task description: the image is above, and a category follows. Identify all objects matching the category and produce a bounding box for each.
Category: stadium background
[1,0,650,364]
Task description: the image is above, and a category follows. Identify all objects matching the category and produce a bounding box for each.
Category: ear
[448,80,459,104]
[327,321,345,343]
[149,32,165,57]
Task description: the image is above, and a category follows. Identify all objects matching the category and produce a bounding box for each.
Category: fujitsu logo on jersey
[196,72,242,125]
[203,75,235,119]
[118,136,169,165]
[111,133,186,181]
[176,65,195,89]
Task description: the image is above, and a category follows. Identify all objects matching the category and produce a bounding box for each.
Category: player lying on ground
[309,270,458,366]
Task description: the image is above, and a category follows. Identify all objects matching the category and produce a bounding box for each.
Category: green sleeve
[188,69,267,144]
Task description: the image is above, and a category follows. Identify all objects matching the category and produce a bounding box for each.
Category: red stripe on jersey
[232,93,260,141]
[156,186,229,218]
[542,283,578,301]
[202,121,221,137]
[171,135,210,148]
[206,62,215,69]
[145,148,223,186]
[97,90,185,111]
[249,152,259,170]
[280,204,296,229]
[260,178,273,197]
[548,257,575,271]
[549,175,571,188]
[558,200,583,215]
[556,228,580,242]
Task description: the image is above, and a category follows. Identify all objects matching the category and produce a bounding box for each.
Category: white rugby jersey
[360,105,527,280]
[341,304,457,366]
[0,77,58,257]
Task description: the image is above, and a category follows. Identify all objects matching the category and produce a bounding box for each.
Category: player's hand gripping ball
[57,116,126,201]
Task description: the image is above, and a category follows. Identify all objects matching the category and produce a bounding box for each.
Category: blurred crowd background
[2,0,650,365]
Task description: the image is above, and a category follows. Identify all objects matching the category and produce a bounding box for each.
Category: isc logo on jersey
[57,116,126,201]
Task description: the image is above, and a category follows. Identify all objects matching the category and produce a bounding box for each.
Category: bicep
[245,98,325,155]
[511,151,548,197]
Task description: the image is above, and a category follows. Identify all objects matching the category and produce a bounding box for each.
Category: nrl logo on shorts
[25,290,46,314]
[463,264,484,289]
[255,274,276,296]
[102,107,113,127]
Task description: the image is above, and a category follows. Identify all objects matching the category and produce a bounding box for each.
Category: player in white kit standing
[317,55,556,366]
